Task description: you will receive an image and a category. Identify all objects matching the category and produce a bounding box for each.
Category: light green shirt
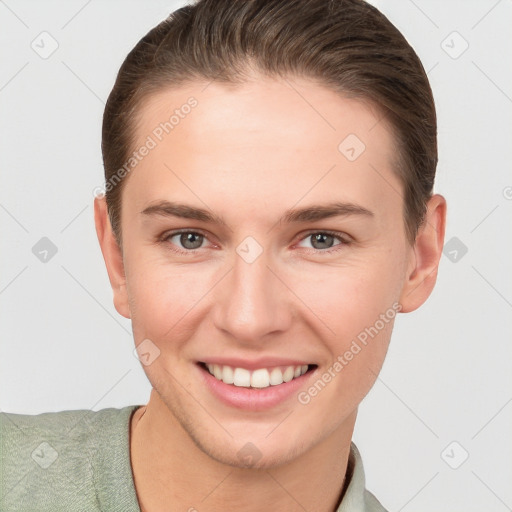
[1,406,387,511]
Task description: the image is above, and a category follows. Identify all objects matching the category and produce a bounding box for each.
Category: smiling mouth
[198,362,316,389]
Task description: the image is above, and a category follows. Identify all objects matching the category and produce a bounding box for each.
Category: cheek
[295,262,403,422]
[295,251,405,342]
[125,236,407,362]
[124,255,217,342]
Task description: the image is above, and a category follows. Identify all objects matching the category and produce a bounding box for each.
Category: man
[1,0,446,510]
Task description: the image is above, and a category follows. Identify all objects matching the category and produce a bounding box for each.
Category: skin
[95,74,446,512]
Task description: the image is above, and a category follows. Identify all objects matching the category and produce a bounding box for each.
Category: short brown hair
[102,0,437,245]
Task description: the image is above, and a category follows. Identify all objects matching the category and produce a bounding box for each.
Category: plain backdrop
[1,1,511,510]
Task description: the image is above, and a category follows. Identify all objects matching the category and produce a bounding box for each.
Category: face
[97,74,441,469]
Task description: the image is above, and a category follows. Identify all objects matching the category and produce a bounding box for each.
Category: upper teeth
[206,364,309,388]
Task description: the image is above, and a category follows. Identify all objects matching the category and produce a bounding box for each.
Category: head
[95,0,445,468]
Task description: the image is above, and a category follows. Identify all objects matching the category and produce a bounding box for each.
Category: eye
[159,229,349,255]
[165,231,207,251]
[296,231,348,251]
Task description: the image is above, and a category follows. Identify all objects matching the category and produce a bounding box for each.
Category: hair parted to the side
[102,0,437,246]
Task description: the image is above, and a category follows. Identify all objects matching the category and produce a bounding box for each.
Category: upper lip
[199,357,313,371]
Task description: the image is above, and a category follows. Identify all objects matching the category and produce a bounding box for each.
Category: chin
[201,438,307,470]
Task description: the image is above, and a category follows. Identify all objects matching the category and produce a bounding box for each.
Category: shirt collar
[336,443,387,512]
[99,407,386,512]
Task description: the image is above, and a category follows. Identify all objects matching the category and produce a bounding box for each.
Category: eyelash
[296,230,351,255]
[158,229,351,256]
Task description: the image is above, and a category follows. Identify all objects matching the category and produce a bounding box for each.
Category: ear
[399,194,447,313]
[94,197,131,319]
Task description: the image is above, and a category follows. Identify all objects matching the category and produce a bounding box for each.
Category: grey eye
[169,232,205,250]
[310,233,335,249]
[300,232,340,250]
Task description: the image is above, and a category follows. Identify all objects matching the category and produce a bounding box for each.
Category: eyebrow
[141,200,374,226]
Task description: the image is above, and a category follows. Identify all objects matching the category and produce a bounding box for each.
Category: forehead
[136,76,393,156]
[124,76,401,226]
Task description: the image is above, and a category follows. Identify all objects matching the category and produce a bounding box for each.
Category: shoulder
[1,405,142,511]
[1,405,137,435]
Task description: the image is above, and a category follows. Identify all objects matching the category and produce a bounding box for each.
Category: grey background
[1,0,511,510]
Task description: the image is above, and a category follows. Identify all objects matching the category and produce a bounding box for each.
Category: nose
[212,247,293,345]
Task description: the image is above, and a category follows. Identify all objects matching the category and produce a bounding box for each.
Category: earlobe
[94,197,131,319]
[399,194,447,313]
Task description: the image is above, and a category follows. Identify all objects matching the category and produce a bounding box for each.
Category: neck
[130,390,356,512]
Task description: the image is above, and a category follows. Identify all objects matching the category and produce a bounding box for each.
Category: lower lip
[197,363,316,411]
